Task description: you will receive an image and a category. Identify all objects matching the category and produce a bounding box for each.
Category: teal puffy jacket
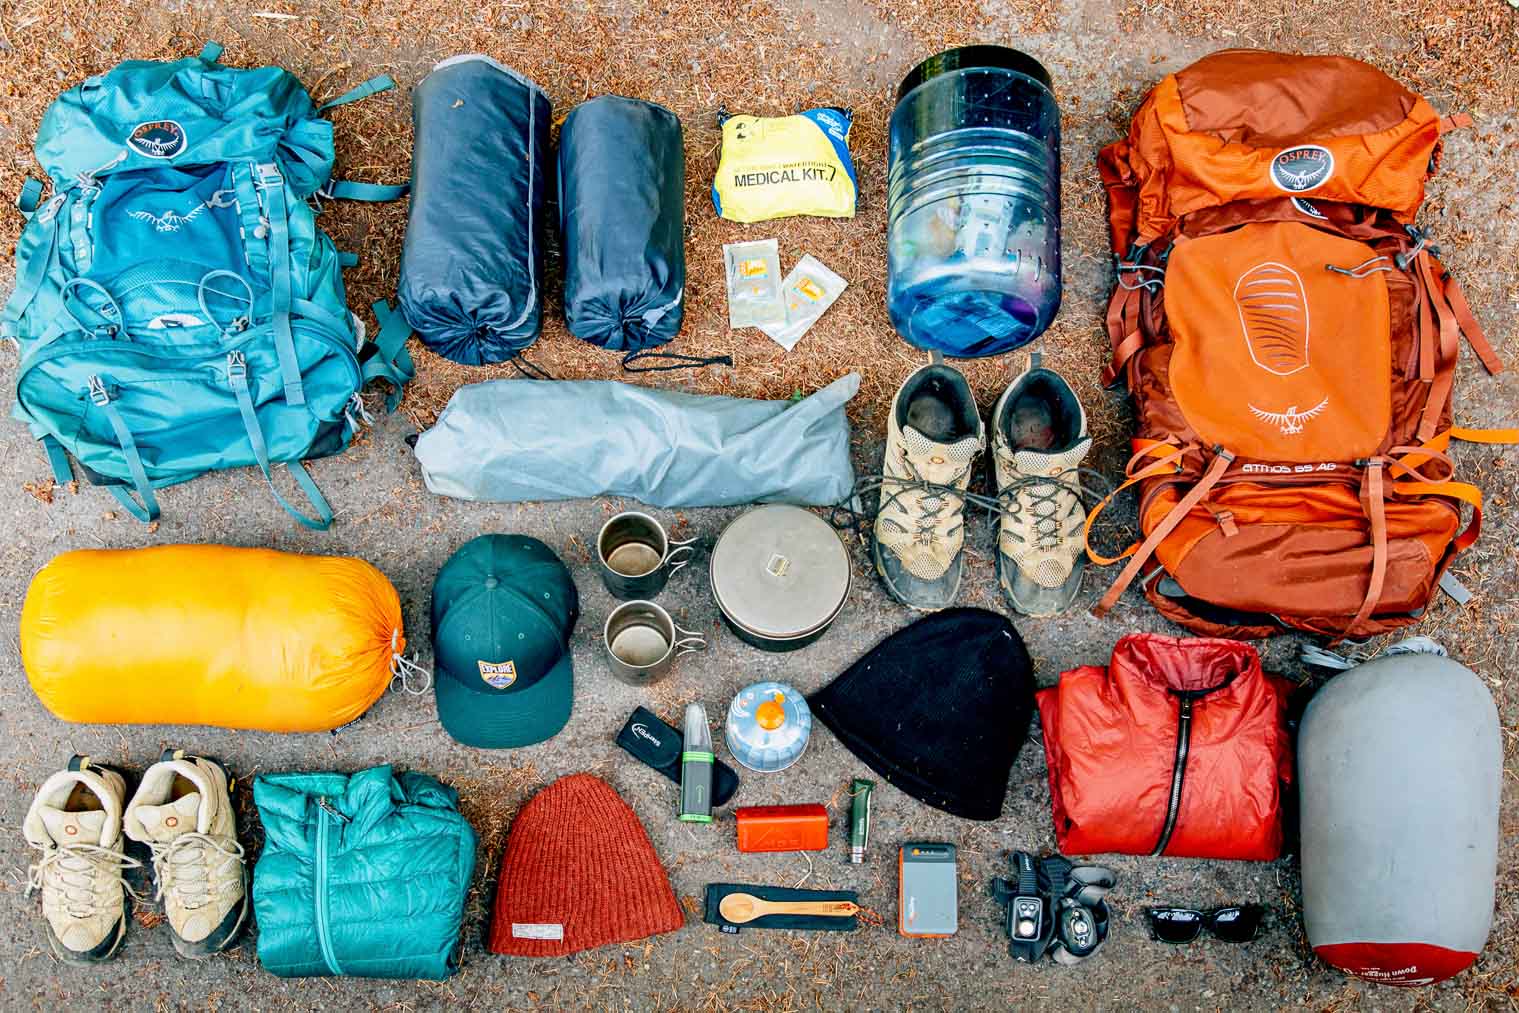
[252,766,477,979]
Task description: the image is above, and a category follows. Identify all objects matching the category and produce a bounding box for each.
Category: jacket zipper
[313,797,347,976]
[1151,698,1193,856]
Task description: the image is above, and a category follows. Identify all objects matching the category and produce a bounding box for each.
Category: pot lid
[710,505,851,640]
[725,681,812,773]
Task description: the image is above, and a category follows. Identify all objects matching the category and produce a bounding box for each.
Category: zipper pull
[315,796,350,823]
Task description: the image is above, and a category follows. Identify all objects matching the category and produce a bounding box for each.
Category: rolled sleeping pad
[1299,652,1500,985]
[397,54,551,365]
[21,545,404,732]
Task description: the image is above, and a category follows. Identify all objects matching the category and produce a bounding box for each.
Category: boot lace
[148,833,244,911]
[27,842,142,919]
[874,451,975,545]
[999,470,1086,550]
[832,467,1118,548]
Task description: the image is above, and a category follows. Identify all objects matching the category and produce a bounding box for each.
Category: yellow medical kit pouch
[21,544,403,732]
[711,108,857,222]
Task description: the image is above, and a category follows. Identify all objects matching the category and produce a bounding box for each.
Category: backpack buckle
[254,163,283,189]
[225,351,248,382]
[87,376,110,406]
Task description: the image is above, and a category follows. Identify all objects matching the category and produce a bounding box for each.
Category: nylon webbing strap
[319,74,396,111]
[17,177,44,216]
[95,394,160,523]
[40,435,72,485]
[1344,460,1388,642]
[363,299,416,412]
[4,207,61,330]
[322,179,409,202]
[255,163,305,406]
[227,356,333,530]
[1093,449,1233,617]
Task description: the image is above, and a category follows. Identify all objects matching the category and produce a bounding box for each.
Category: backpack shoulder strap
[360,300,416,412]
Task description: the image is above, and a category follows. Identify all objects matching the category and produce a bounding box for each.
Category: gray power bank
[899,842,958,937]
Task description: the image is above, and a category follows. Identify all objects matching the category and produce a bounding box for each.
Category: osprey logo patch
[1270,145,1333,193]
[127,120,187,159]
[1248,397,1330,435]
[128,200,208,233]
[478,659,517,688]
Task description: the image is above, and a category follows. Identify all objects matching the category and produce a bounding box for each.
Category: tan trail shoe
[873,360,986,610]
[124,749,248,959]
[991,355,1092,616]
[23,756,139,964]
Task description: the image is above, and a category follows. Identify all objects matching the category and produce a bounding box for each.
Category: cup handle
[672,626,707,656]
[666,538,697,575]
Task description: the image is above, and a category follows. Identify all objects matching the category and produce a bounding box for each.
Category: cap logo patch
[127,119,187,159]
[479,659,517,689]
[64,824,78,836]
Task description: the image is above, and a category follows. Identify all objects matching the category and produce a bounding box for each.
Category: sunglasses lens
[1208,905,1264,943]
[1147,908,1203,943]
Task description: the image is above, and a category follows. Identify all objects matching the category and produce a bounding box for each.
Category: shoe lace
[831,466,1119,549]
[876,451,975,545]
[27,842,142,919]
[999,469,1087,550]
[148,833,244,911]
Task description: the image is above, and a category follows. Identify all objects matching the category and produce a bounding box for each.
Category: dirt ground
[0,0,1516,1010]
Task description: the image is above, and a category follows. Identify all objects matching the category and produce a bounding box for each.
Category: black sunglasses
[1145,904,1264,944]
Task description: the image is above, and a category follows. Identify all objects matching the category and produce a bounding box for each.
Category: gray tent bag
[413,374,859,507]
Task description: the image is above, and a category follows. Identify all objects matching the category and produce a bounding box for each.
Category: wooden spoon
[719,892,859,924]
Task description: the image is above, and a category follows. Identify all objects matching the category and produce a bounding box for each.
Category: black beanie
[808,608,1034,821]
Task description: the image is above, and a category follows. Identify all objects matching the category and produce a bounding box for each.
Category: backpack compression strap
[1092,450,1234,618]
[316,75,410,202]
[225,352,333,530]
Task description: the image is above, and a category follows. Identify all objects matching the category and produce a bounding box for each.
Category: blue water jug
[887,47,1061,358]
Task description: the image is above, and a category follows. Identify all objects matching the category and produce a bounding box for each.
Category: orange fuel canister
[735,804,830,853]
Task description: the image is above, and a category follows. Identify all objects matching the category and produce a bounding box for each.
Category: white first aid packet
[760,255,847,350]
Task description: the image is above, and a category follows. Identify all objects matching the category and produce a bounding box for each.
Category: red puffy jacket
[1037,633,1293,860]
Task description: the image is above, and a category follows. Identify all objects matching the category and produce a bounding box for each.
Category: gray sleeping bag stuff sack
[413,374,859,507]
[559,96,726,373]
[397,56,550,366]
[1298,647,1500,986]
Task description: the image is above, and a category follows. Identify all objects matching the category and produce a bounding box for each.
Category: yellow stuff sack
[711,107,857,223]
[21,545,403,732]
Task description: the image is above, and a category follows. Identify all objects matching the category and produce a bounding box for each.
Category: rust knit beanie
[488,773,684,956]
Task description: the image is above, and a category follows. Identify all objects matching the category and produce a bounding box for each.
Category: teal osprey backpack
[3,42,414,529]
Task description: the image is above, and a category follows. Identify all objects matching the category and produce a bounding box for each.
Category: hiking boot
[991,355,1092,616]
[873,361,986,610]
[23,756,138,964]
[124,750,248,959]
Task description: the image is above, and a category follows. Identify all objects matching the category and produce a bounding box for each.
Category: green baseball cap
[431,534,579,748]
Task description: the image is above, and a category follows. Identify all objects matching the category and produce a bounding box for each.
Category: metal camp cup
[596,511,696,600]
[603,600,707,686]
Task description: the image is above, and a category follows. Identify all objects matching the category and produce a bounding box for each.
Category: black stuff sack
[558,96,724,372]
[397,55,550,365]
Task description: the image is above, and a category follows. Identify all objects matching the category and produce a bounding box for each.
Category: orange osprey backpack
[1091,49,1512,640]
